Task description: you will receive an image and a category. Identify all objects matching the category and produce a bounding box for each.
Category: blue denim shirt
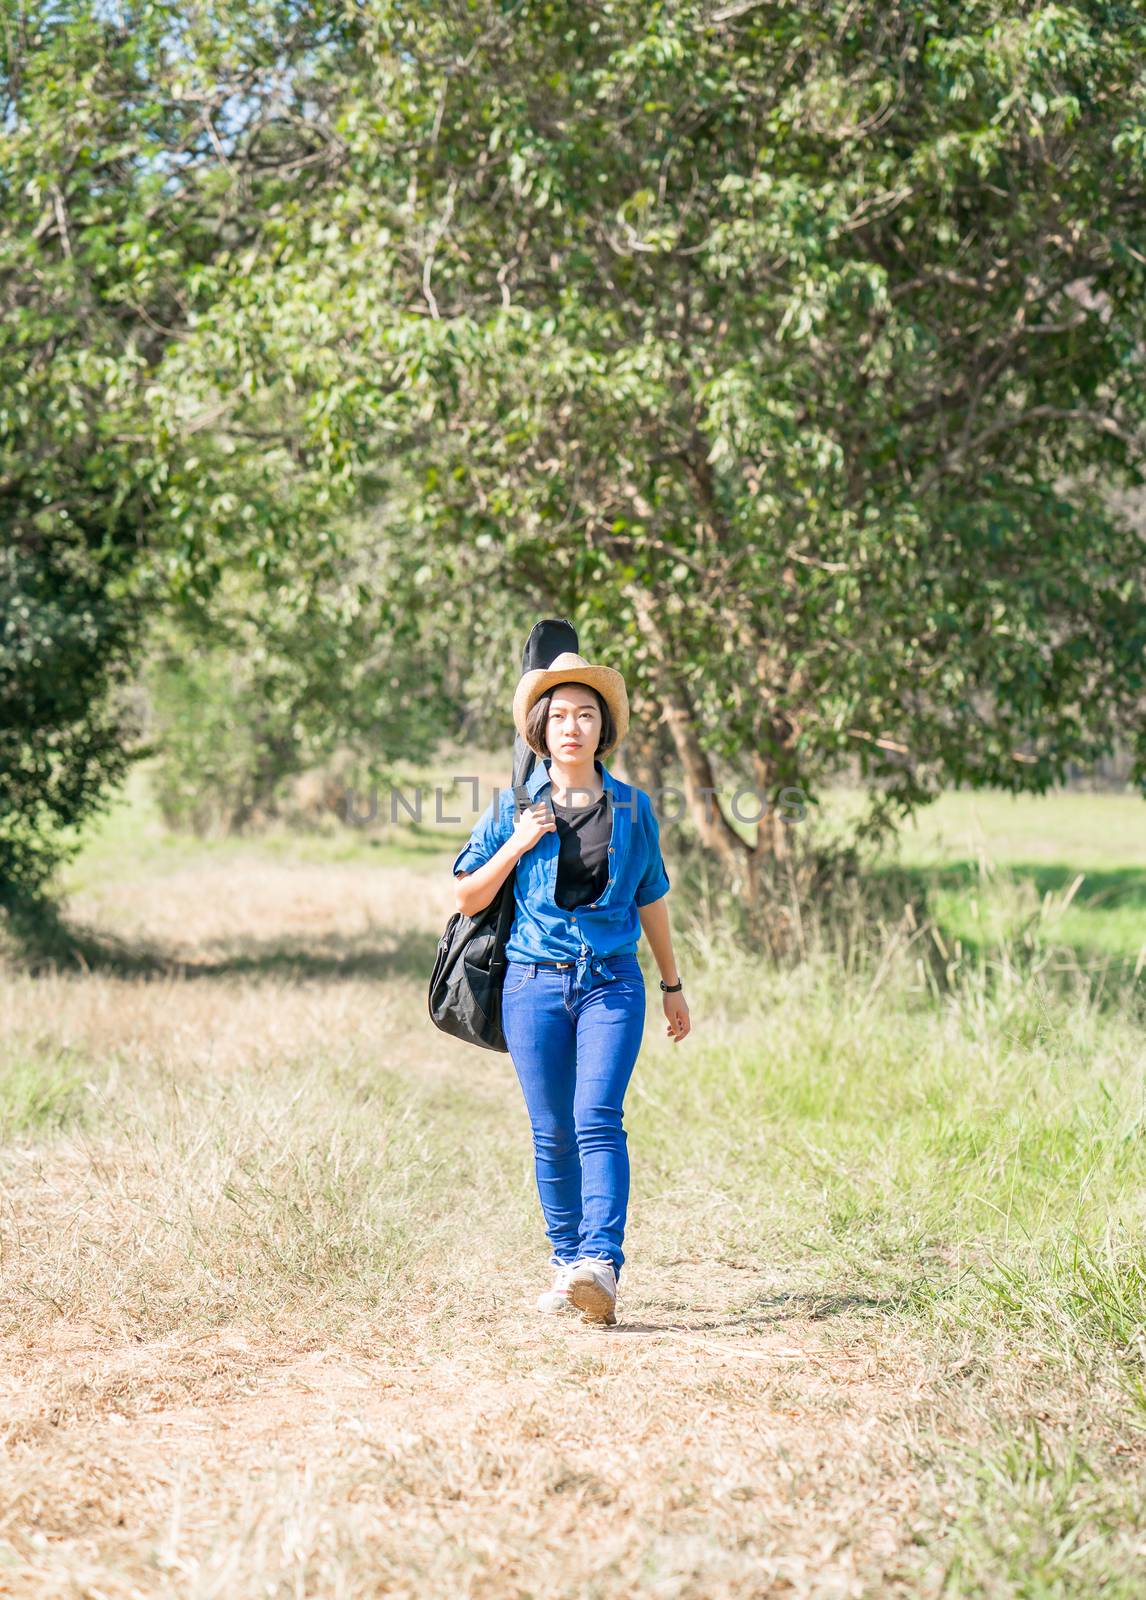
[451,756,670,993]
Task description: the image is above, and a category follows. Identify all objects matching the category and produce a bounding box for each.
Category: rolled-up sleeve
[634,791,671,907]
[452,791,512,877]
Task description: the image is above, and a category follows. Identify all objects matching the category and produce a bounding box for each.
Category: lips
[560,742,581,749]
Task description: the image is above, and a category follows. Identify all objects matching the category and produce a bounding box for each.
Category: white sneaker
[567,1257,618,1325]
[535,1261,577,1314]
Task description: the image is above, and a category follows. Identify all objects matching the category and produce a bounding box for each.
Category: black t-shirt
[553,789,611,910]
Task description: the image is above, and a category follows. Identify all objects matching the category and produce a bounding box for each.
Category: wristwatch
[659,977,683,993]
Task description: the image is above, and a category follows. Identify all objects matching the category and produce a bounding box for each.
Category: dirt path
[2,1260,934,1598]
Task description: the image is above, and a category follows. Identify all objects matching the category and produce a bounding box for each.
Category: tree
[141,511,457,834]
[7,3,1146,922]
[0,2,440,911]
[164,0,1146,900]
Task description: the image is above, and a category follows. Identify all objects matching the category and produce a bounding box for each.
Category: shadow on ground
[4,854,1143,1003]
[607,1282,906,1337]
[0,899,442,984]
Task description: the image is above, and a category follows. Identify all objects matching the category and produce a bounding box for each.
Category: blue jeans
[501,953,647,1283]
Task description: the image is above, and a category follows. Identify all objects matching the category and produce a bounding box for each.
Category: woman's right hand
[513,800,556,857]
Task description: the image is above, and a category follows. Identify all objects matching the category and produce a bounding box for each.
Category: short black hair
[524,681,617,759]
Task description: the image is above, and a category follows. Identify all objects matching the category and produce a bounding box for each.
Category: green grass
[924,1421,1146,1598]
[859,787,1146,971]
[639,930,1146,1336]
[893,788,1146,870]
[0,1051,91,1135]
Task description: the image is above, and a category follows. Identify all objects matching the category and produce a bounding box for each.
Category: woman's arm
[637,896,678,985]
[638,896,691,1042]
[454,836,523,917]
[454,801,554,917]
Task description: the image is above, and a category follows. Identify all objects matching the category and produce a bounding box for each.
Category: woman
[452,650,690,1327]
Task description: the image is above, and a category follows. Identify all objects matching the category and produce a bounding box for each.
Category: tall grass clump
[647,818,1146,1390]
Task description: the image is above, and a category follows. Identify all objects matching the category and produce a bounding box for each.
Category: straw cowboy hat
[513,651,630,756]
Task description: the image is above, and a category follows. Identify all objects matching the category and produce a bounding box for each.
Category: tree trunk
[625,584,747,874]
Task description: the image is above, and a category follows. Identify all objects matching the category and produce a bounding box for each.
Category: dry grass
[2,815,1145,1597]
[2,1285,935,1598]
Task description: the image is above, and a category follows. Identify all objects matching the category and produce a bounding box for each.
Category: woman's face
[547,686,602,757]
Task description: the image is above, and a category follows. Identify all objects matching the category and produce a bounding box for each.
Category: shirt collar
[526,756,618,800]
